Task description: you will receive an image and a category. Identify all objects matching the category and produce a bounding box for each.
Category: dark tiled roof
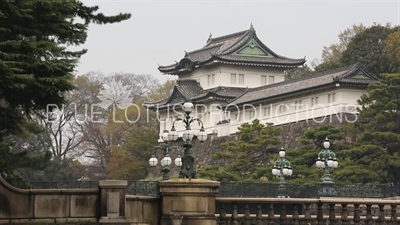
[143,80,248,110]
[175,80,203,99]
[185,45,221,62]
[226,63,379,106]
[214,55,306,66]
[192,86,248,101]
[158,26,306,74]
[212,86,248,98]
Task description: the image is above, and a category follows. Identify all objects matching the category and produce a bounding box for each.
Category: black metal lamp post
[167,102,207,179]
[272,147,293,198]
[315,137,338,184]
[149,130,182,180]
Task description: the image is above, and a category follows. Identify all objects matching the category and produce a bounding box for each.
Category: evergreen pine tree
[0,0,131,187]
[198,119,281,182]
[343,73,400,183]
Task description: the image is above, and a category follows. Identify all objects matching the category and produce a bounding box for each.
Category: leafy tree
[314,23,400,75]
[315,23,366,72]
[284,65,313,80]
[385,28,400,66]
[0,0,131,186]
[342,73,400,183]
[340,24,398,76]
[73,72,164,179]
[147,80,176,102]
[104,101,159,180]
[198,119,281,182]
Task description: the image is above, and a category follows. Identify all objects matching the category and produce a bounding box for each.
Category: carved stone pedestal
[159,179,220,225]
[99,180,129,225]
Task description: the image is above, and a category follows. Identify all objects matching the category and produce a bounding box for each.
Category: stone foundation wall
[148,113,358,178]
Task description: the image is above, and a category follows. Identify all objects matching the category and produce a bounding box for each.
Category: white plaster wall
[156,87,366,138]
[223,88,365,136]
[178,64,285,89]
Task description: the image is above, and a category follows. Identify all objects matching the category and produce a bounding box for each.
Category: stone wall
[126,196,160,225]
[0,176,99,224]
[0,176,161,225]
[148,113,358,178]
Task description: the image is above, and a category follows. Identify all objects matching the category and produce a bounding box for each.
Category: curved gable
[233,37,274,57]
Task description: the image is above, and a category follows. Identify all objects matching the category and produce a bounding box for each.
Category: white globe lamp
[182,102,194,114]
[149,155,158,167]
[197,128,207,142]
[182,129,194,141]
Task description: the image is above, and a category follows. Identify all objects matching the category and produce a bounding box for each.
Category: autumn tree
[104,80,175,180]
[198,119,281,182]
[0,0,131,186]
[104,103,159,180]
[70,74,172,179]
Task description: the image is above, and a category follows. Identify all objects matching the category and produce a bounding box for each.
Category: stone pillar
[159,178,220,225]
[99,180,129,225]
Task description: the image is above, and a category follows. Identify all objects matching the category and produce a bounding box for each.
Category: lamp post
[315,137,338,184]
[168,102,207,179]
[271,147,293,198]
[149,130,182,180]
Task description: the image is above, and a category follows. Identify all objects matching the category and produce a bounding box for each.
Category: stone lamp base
[159,178,220,225]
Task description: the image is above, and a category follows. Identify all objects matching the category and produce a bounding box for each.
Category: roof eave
[222,83,337,109]
[223,79,376,110]
[217,60,305,68]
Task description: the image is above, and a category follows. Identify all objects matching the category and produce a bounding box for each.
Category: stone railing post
[159,178,220,225]
[99,180,129,225]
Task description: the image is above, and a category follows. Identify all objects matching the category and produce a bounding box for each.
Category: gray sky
[76,0,399,82]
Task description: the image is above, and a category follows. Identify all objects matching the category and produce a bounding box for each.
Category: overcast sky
[76,0,399,82]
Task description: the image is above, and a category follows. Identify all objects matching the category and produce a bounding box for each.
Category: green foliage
[284,65,313,80]
[314,61,343,73]
[19,157,86,182]
[198,119,281,182]
[284,148,322,185]
[104,102,158,180]
[343,73,400,183]
[0,0,131,186]
[1,122,52,188]
[385,28,400,67]
[315,23,366,73]
[300,124,346,149]
[315,23,399,76]
[340,25,398,76]
[288,124,348,184]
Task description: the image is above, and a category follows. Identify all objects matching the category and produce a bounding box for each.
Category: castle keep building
[144,26,379,137]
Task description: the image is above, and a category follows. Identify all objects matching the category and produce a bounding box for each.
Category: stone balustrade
[2,175,400,225]
[216,197,400,225]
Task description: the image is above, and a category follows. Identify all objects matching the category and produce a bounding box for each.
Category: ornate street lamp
[168,102,207,179]
[149,130,182,180]
[315,137,338,184]
[271,147,293,198]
